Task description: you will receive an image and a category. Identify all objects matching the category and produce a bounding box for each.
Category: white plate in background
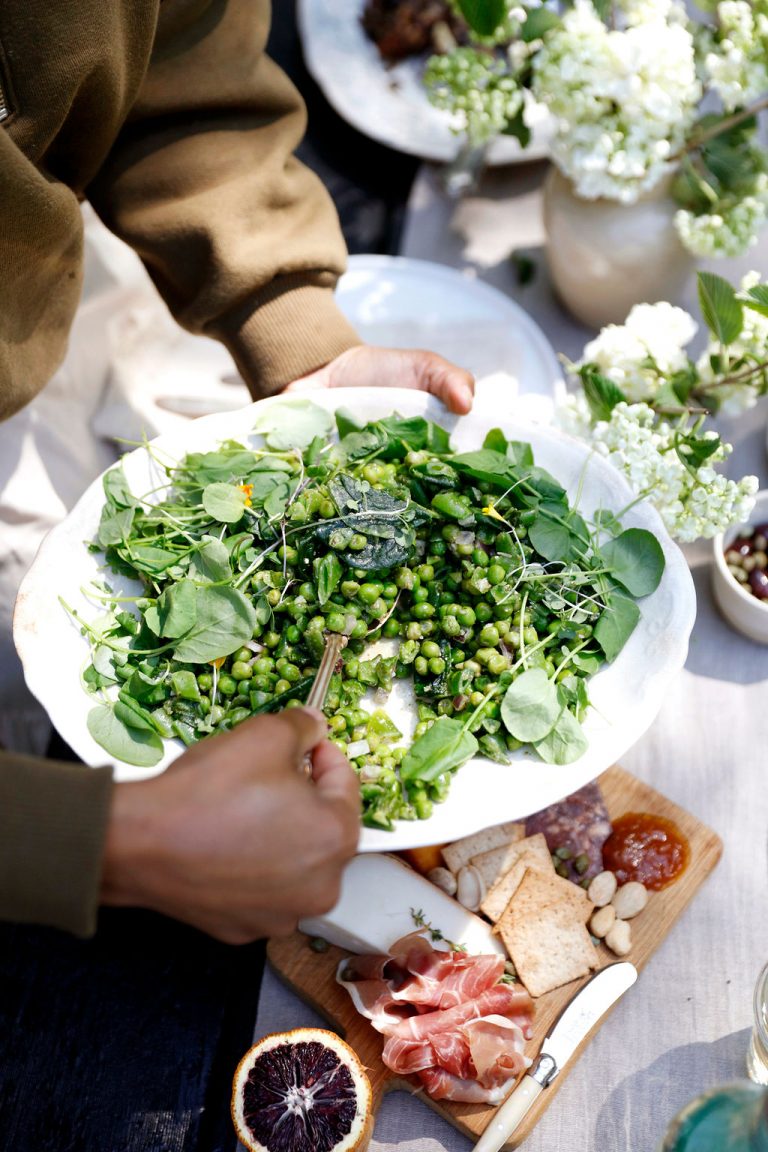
[298,0,551,163]
[14,389,695,849]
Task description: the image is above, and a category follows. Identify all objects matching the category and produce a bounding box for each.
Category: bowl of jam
[712,489,768,643]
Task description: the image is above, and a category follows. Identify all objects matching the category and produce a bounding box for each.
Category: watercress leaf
[571,652,603,675]
[534,707,588,765]
[202,482,248,524]
[592,508,623,537]
[500,668,562,742]
[173,586,257,663]
[579,364,626,422]
[97,505,136,548]
[600,528,665,597]
[114,696,157,732]
[153,579,198,638]
[102,467,136,509]
[263,479,292,520]
[123,544,180,575]
[315,552,343,606]
[594,592,641,662]
[189,536,232,583]
[253,399,333,450]
[482,430,534,467]
[528,503,589,563]
[338,426,389,461]
[92,644,117,681]
[456,0,506,35]
[377,415,450,455]
[87,704,164,767]
[743,284,768,319]
[698,271,744,346]
[400,717,478,782]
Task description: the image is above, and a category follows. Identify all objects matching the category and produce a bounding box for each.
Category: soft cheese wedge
[299,853,505,955]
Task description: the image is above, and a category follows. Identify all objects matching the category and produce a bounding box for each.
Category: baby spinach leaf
[600,528,665,597]
[87,704,164,767]
[593,592,641,662]
[189,536,231,583]
[315,553,343,606]
[202,482,248,524]
[500,668,561,742]
[534,707,588,765]
[400,717,478,782]
[253,399,333,450]
[173,586,257,663]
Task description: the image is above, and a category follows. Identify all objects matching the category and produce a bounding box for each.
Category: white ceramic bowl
[712,488,768,644]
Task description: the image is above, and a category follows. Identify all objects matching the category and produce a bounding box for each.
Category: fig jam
[602,811,690,890]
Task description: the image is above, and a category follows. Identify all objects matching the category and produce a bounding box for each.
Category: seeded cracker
[497,867,599,997]
[441,822,525,874]
[472,832,553,892]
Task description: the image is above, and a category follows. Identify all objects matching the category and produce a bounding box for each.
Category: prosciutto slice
[338,932,534,1104]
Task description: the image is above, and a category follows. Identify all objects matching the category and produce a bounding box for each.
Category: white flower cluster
[558,398,758,541]
[581,302,697,400]
[426,47,524,143]
[531,0,700,202]
[696,271,768,414]
[705,0,768,113]
[675,173,768,258]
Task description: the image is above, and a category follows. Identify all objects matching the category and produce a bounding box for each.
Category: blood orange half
[231,1027,373,1152]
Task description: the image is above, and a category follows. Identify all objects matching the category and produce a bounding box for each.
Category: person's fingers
[278,707,328,761]
[405,351,475,414]
[311,740,362,818]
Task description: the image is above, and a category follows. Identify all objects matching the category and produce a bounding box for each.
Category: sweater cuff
[0,752,114,937]
[215,275,362,399]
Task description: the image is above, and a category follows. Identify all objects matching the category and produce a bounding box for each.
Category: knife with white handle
[473,961,638,1152]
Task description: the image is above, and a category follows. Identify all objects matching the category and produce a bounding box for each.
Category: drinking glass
[748,963,768,1086]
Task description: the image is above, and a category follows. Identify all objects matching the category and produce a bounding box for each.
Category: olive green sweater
[0,0,361,935]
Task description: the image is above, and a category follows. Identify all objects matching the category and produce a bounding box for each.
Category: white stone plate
[14,390,695,850]
[297,0,552,163]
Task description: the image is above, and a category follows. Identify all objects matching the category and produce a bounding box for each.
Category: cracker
[471,832,553,891]
[480,858,530,923]
[497,868,600,997]
[441,822,525,874]
[509,865,591,921]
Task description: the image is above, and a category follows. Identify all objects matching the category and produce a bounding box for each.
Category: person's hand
[284,345,475,415]
[100,708,360,944]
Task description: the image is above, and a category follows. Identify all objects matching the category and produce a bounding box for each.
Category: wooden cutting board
[267,765,722,1148]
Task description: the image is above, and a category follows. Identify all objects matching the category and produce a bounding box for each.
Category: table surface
[2,5,768,1151]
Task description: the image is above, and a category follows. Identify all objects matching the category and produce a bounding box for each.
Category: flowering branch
[671,92,768,161]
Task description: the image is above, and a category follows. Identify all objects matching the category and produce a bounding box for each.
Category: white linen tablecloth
[252,161,768,1152]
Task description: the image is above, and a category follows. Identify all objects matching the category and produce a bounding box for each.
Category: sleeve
[86,0,361,398]
[0,751,114,937]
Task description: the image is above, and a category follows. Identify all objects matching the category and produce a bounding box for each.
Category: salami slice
[524,781,612,883]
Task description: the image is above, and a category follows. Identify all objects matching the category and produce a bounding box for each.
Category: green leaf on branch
[400,717,478,782]
[698,271,744,346]
[520,6,561,40]
[600,529,665,597]
[580,365,626,422]
[675,428,722,472]
[502,106,531,149]
[743,284,768,320]
[500,668,562,742]
[456,0,507,35]
[593,592,641,662]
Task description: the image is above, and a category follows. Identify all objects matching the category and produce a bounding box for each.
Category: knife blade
[473,961,637,1152]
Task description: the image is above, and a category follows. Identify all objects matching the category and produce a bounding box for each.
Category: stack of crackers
[442,824,600,998]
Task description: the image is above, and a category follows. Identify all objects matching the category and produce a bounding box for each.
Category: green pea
[487,653,510,676]
[358,582,383,605]
[326,611,347,633]
[209,704,225,726]
[278,544,298,564]
[472,548,489,567]
[250,674,273,692]
[431,491,471,520]
[341,580,360,599]
[411,602,435,620]
[524,626,538,645]
[273,678,290,693]
[197,673,213,691]
[441,614,461,637]
[479,623,500,647]
[488,563,506,586]
[231,660,253,681]
[382,618,400,638]
[320,499,336,519]
[350,620,368,640]
[430,539,447,557]
[395,567,415,590]
[348,534,367,551]
[218,674,237,697]
[417,563,435,582]
[288,500,307,524]
[233,647,252,664]
[475,602,493,624]
[455,605,476,628]
[421,640,441,659]
[328,713,347,733]
[428,657,446,675]
[405,622,423,641]
[362,461,387,483]
[411,585,429,604]
[299,581,317,602]
[414,656,429,676]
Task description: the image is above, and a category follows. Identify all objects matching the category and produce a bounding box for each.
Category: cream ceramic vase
[542,165,695,329]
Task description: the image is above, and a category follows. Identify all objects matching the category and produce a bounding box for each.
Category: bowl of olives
[712,489,768,643]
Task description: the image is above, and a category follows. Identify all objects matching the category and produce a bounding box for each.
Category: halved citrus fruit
[231,1027,373,1152]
